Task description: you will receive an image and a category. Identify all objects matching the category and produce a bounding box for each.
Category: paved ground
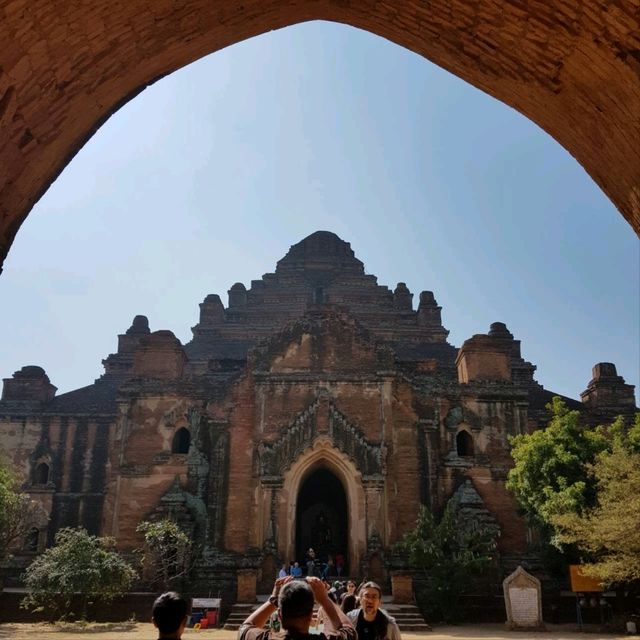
[0,623,628,640]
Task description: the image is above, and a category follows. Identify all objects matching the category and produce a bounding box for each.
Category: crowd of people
[151,576,401,640]
[279,548,347,581]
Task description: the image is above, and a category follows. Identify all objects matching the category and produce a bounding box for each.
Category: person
[335,553,345,577]
[347,582,401,640]
[152,591,189,640]
[306,547,316,576]
[238,575,356,640]
[279,563,289,578]
[328,581,341,604]
[340,581,358,614]
[326,554,335,577]
[290,561,303,577]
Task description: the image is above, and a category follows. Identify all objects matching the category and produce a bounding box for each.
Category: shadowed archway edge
[1,0,639,272]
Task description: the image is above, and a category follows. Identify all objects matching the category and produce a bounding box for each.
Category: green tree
[553,414,640,586]
[22,527,137,619]
[0,456,47,560]
[396,501,498,623]
[506,397,609,534]
[136,519,192,590]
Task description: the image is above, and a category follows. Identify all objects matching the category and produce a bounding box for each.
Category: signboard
[569,565,602,592]
[192,598,221,608]
[502,565,544,630]
[509,586,539,627]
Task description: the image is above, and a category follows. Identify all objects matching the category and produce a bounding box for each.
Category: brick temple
[0,231,636,600]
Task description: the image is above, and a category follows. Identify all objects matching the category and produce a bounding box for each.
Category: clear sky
[1,21,638,402]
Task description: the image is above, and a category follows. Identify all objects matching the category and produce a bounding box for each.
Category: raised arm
[307,576,354,635]
[242,576,292,630]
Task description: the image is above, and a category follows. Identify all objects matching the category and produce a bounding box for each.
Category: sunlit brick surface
[1,0,639,268]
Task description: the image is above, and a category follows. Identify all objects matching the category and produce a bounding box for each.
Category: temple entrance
[295,466,348,574]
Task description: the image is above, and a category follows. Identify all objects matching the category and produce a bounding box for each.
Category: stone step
[223,602,431,632]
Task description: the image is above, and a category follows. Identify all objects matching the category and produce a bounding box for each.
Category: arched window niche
[24,527,40,552]
[171,427,191,454]
[456,430,474,457]
[34,461,50,485]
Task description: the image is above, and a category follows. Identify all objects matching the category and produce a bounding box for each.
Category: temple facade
[0,231,636,599]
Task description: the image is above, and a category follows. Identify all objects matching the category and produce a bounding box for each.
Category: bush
[22,528,137,620]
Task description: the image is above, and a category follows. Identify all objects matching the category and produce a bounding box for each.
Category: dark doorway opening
[172,427,191,454]
[456,430,474,457]
[296,467,348,574]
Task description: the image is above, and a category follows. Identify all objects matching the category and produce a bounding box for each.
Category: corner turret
[1,365,57,403]
[581,362,636,421]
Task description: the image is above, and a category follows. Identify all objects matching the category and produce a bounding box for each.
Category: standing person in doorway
[238,575,355,640]
[306,547,316,576]
[347,582,401,640]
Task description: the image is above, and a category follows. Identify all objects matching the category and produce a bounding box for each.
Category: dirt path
[0,623,626,640]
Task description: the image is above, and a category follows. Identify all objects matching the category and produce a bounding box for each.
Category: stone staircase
[223,597,431,632]
[224,602,261,630]
[383,603,431,632]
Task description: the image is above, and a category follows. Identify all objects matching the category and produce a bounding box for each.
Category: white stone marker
[503,565,545,630]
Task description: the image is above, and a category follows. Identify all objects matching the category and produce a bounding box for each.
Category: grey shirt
[346,608,401,640]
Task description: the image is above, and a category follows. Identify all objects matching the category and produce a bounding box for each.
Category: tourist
[279,563,289,578]
[152,591,189,640]
[306,547,316,576]
[328,580,342,603]
[347,582,401,640]
[340,580,358,614]
[326,554,335,577]
[323,579,336,602]
[335,552,345,577]
[238,575,355,640]
[290,561,303,577]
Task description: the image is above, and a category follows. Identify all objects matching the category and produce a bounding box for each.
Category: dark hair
[152,591,189,635]
[358,581,382,597]
[279,580,315,625]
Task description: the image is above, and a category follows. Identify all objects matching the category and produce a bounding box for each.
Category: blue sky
[1,21,638,402]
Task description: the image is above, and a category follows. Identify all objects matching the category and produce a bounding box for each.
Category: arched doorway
[295,467,348,572]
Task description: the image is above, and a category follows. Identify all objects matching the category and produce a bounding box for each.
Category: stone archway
[0,2,639,272]
[277,437,367,574]
[295,467,348,570]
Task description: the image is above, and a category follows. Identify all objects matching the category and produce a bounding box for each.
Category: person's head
[294,561,299,567]
[347,580,356,593]
[279,579,315,633]
[152,592,189,639]
[358,581,383,620]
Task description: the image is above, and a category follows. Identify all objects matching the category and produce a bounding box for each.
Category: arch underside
[0,1,639,272]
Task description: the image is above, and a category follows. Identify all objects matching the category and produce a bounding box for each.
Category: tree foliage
[0,456,47,559]
[396,500,498,622]
[552,414,640,586]
[506,397,609,532]
[508,401,640,588]
[22,527,137,619]
[136,518,192,590]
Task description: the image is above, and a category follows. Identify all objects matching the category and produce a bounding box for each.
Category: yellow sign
[569,565,603,592]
